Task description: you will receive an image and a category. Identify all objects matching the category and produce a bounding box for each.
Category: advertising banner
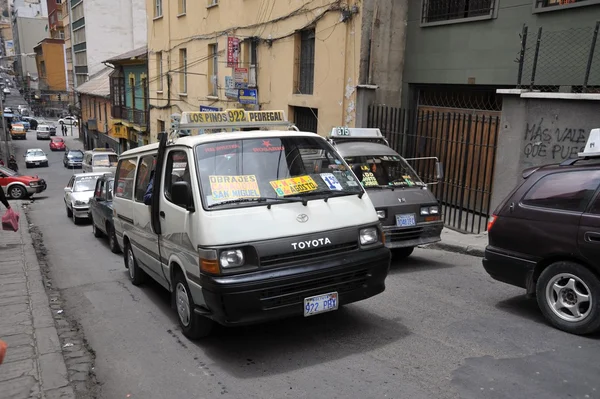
[224,76,238,99]
[227,37,240,68]
[4,40,14,57]
[234,67,248,88]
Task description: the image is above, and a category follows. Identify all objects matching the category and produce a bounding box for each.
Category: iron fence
[367,104,499,234]
[517,21,600,93]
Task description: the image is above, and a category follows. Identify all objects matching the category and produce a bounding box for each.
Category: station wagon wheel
[536,261,600,335]
[9,185,26,199]
[173,271,213,340]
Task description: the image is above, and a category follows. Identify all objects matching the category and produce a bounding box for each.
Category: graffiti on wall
[523,118,587,160]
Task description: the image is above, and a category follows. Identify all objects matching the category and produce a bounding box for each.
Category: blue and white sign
[320,173,343,191]
[237,89,257,105]
[200,105,220,112]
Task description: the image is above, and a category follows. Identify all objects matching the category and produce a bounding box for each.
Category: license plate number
[396,213,416,227]
[304,292,338,317]
[35,162,40,165]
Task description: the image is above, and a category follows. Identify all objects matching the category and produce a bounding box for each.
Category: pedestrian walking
[62,124,67,136]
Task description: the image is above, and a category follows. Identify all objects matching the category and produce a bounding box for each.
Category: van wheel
[107,224,121,254]
[173,271,213,340]
[92,219,103,237]
[392,247,414,260]
[125,243,146,286]
[536,261,600,335]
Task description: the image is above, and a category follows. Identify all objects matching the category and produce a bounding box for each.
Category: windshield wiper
[321,191,360,202]
[207,196,308,209]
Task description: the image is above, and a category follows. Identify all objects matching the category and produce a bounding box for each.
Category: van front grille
[259,242,358,268]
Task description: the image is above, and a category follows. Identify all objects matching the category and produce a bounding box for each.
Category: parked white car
[64,172,105,224]
[24,148,49,168]
[58,116,78,126]
[3,87,10,94]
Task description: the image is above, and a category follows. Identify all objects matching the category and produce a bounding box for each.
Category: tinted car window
[589,193,600,215]
[522,170,600,212]
[115,158,137,200]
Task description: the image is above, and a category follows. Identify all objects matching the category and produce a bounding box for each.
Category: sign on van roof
[177,109,294,131]
[328,127,384,138]
[578,128,600,157]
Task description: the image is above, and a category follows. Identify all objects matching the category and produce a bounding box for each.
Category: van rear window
[93,154,118,167]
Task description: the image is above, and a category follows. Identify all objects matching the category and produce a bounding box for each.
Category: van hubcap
[176,283,191,327]
[546,273,592,322]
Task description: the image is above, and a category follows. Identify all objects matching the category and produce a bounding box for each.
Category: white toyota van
[113,109,391,339]
[82,148,118,174]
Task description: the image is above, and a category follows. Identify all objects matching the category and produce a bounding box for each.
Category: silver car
[64,172,105,224]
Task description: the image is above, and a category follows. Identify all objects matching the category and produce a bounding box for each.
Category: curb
[421,241,485,257]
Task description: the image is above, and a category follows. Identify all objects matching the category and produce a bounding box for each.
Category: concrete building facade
[69,0,147,87]
[11,15,48,81]
[145,0,408,141]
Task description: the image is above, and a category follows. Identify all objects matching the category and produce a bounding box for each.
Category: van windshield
[195,137,363,208]
[93,154,118,167]
[343,155,425,188]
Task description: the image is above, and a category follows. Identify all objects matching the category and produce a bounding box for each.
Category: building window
[39,61,46,77]
[421,0,495,23]
[179,49,187,93]
[207,0,219,6]
[208,44,218,96]
[130,77,136,110]
[156,52,163,91]
[293,106,318,133]
[297,29,315,95]
[73,27,86,45]
[141,77,148,110]
[178,0,186,14]
[155,0,162,17]
[59,30,65,39]
[158,119,165,133]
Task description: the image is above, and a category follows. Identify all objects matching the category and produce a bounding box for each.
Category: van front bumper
[197,247,391,326]
[383,220,443,249]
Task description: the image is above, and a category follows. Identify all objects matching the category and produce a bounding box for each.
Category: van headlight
[420,206,439,215]
[220,249,245,268]
[376,210,386,219]
[359,227,379,245]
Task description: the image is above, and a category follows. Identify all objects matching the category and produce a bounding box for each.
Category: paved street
[2,125,598,398]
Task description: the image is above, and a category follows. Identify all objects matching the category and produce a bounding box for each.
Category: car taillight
[487,215,497,231]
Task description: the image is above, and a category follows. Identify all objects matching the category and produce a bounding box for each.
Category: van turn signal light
[200,258,220,274]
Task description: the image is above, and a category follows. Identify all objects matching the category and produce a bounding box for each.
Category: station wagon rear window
[195,137,362,208]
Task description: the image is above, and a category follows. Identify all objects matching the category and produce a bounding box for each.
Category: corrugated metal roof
[105,46,147,63]
[76,67,112,98]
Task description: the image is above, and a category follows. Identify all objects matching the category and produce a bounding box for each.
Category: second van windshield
[195,136,363,209]
[343,155,424,188]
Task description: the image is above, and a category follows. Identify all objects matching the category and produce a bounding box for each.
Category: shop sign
[225,76,238,98]
[234,67,248,89]
[111,125,128,139]
[200,105,220,112]
[237,89,257,105]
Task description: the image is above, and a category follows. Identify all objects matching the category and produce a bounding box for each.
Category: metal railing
[421,0,495,23]
[111,106,147,127]
[517,21,600,93]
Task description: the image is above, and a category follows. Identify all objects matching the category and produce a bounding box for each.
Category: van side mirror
[435,162,444,181]
[171,181,194,211]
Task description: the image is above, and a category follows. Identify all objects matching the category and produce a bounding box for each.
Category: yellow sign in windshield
[270,176,318,196]
[209,175,261,200]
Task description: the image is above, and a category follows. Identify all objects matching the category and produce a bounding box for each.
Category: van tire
[125,243,146,286]
[173,271,213,340]
[536,261,600,335]
[392,247,414,260]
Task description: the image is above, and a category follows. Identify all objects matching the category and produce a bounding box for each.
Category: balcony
[112,106,147,128]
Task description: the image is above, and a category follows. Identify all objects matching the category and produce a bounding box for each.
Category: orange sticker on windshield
[209,175,260,200]
[270,176,318,196]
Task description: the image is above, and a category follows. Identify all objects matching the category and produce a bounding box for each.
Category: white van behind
[82,148,118,174]
[113,109,391,340]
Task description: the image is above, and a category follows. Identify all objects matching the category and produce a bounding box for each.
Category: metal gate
[367,105,499,234]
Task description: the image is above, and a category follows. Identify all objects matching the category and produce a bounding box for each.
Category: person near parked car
[7,155,18,172]
[0,185,10,210]
[143,170,155,205]
[61,124,67,136]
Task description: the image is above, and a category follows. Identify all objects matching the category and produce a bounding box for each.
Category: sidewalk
[422,228,487,257]
[0,201,75,399]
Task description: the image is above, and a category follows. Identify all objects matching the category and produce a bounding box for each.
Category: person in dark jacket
[143,170,155,205]
[0,185,10,210]
[7,155,18,172]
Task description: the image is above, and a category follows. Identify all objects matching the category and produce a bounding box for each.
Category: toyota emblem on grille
[398,198,406,203]
[296,214,309,223]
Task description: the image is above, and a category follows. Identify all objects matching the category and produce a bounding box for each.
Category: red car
[0,165,47,199]
[49,137,66,151]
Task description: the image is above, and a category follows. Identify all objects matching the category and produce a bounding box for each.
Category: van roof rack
[326,127,390,146]
[560,128,600,166]
[171,109,298,134]
[90,148,116,152]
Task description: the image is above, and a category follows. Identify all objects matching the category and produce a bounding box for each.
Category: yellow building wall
[146,0,362,142]
[37,42,67,91]
[0,24,12,41]
[80,95,114,135]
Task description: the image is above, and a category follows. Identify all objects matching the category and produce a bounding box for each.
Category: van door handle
[159,211,165,219]
[584,232,600,242]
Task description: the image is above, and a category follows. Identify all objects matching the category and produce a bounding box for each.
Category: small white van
[82,148,118,174]
[113,109,391,339]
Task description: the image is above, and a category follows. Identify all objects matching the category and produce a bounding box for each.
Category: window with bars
[155,0,162,17]
[293,106,318,133]
[421,0,495,23]
[296,29,315,95]
[208,44,218,96]
[156,52,163,91]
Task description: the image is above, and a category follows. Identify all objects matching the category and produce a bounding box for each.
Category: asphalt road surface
[10,131,600,398]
